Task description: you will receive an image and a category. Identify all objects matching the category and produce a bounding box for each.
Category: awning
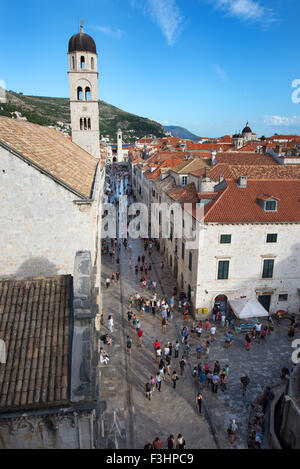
[228,297,269,319]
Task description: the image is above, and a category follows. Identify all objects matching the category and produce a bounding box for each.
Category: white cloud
[263,115,300,126]
[0,79,6,90]
[215,64,228,81]
[210,0,276,24]
[132,0,184,45]
[89,25,125,40]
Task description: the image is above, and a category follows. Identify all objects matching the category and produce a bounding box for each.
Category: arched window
[72,56,75,69]
[81,56,85,69]
[77,87,83,100]
[80,118,83,130]
[91,57,94,70]
[85,87,91,101]
[88,118,91,130]
[84,118,87,130]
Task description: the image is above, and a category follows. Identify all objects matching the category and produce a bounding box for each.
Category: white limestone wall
[0,147,94,278]
[195,223,300,316]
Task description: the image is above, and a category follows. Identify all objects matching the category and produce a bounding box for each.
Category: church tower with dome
[68,23,100,159]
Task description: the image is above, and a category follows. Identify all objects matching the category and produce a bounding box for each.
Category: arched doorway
[214,294,228,315]
[113,156,117,163]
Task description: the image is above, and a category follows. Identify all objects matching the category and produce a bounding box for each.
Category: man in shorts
[145,382,152,401]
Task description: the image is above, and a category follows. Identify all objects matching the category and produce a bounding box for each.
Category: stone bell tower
[68,23,100,159]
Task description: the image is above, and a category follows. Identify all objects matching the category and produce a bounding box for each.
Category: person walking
[166,435,175,450]
[172,370,179,389]
[137,329,143,347]
[127,336,133,355]
[145,382,152,401]
[156,372,162,392]
[245,332,252,351]
[162,317,167,333]
[174,340,180,358]
[153,437,162,449]
[179,356,186,376]
[210,325,216,341]
[212,374,220,393]
[260,327,267,345]
[176,434,186,449]
[196,393,203,414]
[199,371,206,389]
[108,315,114,333]
[227,419,238,444]
[241,375,250,396]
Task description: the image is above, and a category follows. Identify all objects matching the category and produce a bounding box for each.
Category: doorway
[258,295,271,312]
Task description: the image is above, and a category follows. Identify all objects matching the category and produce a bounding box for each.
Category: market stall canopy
[228,297,269,319]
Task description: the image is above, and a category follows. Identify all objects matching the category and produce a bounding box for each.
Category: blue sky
[1,0,300,137]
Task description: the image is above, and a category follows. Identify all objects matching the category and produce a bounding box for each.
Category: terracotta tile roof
[0,275,72,411]
[167,183,197,202]
[215,152,278,166]
[171,158,210,174]
[204,179,300,223]
[0,117,98,198]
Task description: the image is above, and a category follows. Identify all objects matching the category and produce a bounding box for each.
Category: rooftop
[0,117,98,199]
[0,275,72,412]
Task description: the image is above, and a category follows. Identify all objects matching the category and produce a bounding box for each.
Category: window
[265,200,277,211]
[220,234,231,244]
[169,227,173,242]
[266,234,277,243]
[182,242,185,260]
[218,260,229,280]
[81,56,85,69]
[262,259,274,279]
[77,87,83,100]
[170,256,173,267]
[80,118,83,130]
[278,294,288,302]
[85,87,91,100]
[182,176,188,186]
[189,252,192,271]
[88,118,91,130]
[72,56,75,69]
[91,57,94,70]
[175,240,178,255]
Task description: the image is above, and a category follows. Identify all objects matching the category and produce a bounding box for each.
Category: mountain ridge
[163,125,200,141]
[0,91,167,143]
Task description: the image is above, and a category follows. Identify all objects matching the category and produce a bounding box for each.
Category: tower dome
[242,122,252,134]
[68,27,97,54]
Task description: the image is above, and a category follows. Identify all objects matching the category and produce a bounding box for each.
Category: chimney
[238,176,247,188]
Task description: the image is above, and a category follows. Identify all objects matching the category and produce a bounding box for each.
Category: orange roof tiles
[0,275,71,410]
[204,179,300,223]
[167,183,197,202]
[0,117,98,198]
[215,152,278,166]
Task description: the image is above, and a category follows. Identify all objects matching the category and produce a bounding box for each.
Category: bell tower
[68,22,100,159]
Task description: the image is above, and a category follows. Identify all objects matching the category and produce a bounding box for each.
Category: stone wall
[195,223,300,315]
[0,146,94,278]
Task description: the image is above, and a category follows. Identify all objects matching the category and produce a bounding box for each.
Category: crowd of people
[100,164,297,450]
